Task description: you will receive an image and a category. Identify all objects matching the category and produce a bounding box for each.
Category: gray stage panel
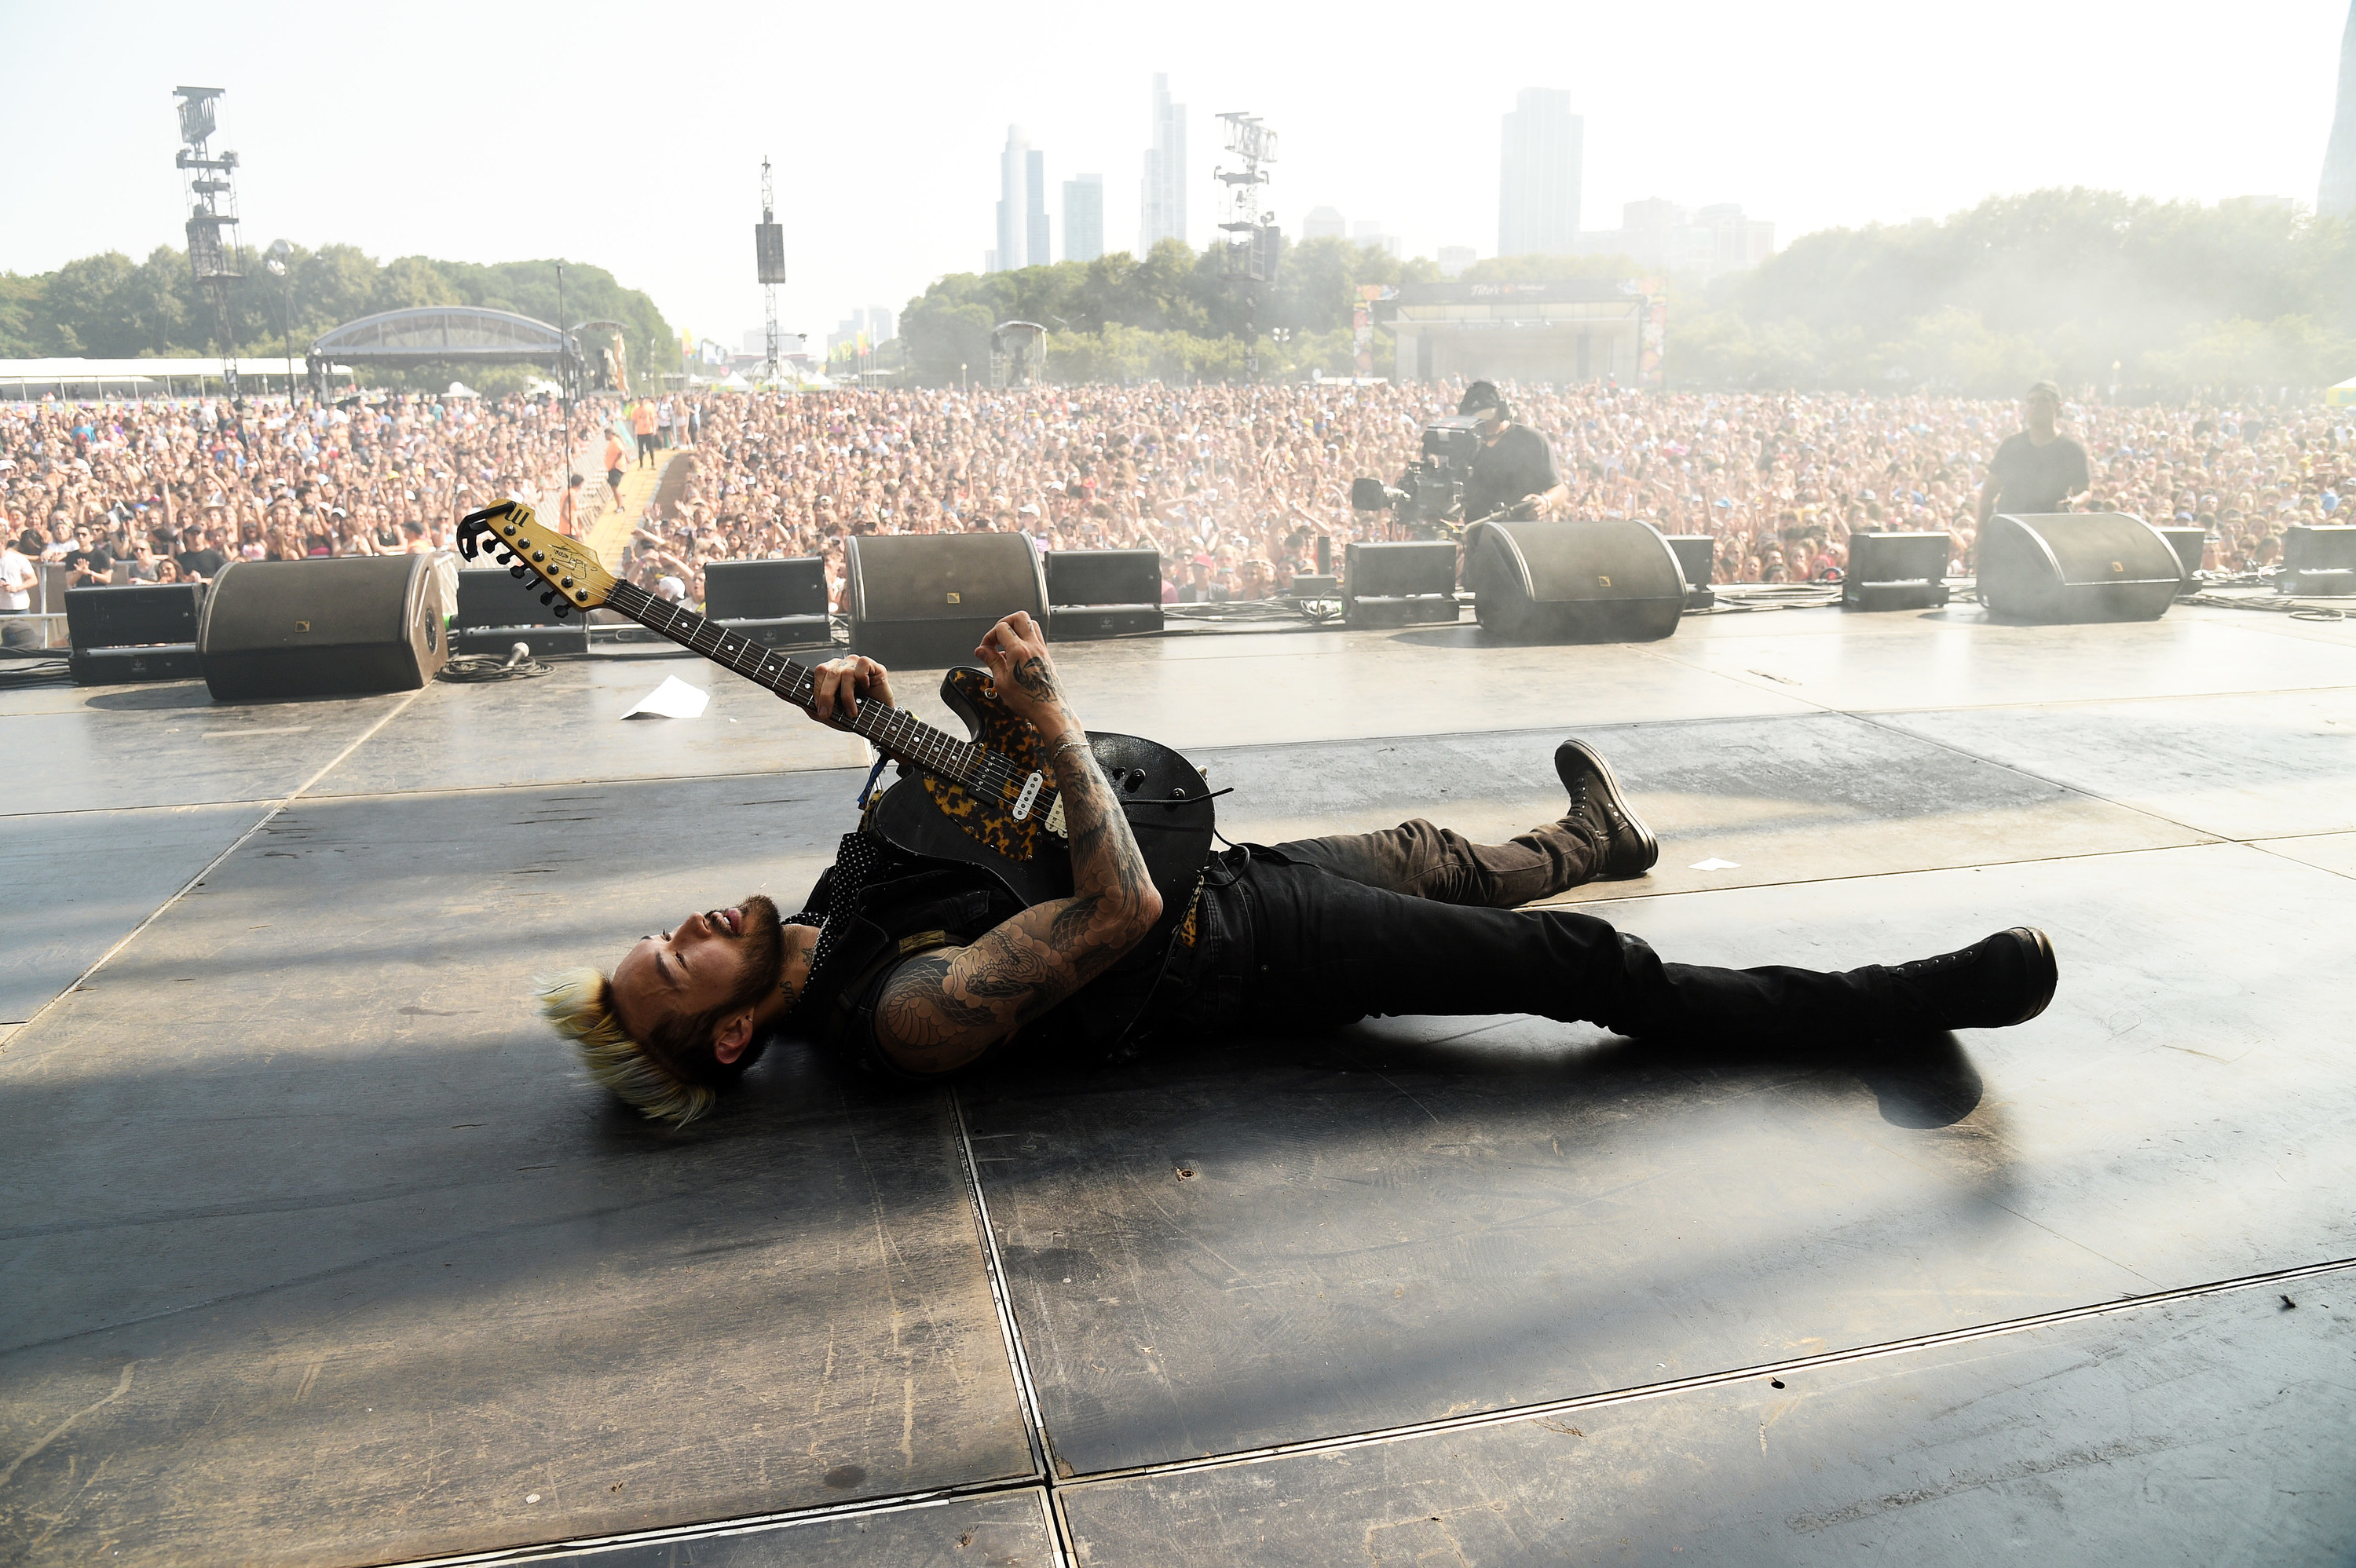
[1202,714,2203,902]
[1658,610,2356,713]
[525,1488,1055,1566]
[1884,688,2356,841]
[1058,1278,2356,1566]
[0,775,1028,1566]
[1046,624,1810,750]
[964,842,2356,1475]
[0,800,267,1024]
[0,679,415,816]
[310,656,879,797]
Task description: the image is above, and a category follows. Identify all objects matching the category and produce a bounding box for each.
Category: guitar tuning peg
[552,602,570,619]
[510,565,529,579]
[538,590,557,606]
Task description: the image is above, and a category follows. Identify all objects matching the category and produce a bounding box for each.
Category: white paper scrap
[1688,857,1741,871]
[622,675,710,721]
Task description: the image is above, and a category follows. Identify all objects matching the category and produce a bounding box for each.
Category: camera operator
[1462,381,1568,521]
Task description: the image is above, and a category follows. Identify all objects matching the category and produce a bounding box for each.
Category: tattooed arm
[874,611,1162,1076]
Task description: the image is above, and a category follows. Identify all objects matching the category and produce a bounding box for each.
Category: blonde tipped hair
[536,967,717,1128]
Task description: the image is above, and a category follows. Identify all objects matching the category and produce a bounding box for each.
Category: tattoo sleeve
[872,727,1161,1075]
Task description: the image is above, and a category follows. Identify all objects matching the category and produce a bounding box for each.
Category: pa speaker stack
[845,533,1048,668]
[1462,518,1685,642]
[1046,548,1164,638]
[1977,513,2182,623]
[704,557,832,648]
[1842,532,1952,612]
[1343,541,1459,627]
[66,583,207,684]
[198,556,447,701]
[454,565,590,658]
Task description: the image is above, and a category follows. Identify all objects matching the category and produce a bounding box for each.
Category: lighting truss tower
[174,86,246,399]
[1215,112,1279,377]
[755,156,788,384]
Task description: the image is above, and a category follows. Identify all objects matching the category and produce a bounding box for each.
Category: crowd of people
[3,378,2347,623]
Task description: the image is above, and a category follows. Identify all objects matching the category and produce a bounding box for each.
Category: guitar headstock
[456,500,617,618]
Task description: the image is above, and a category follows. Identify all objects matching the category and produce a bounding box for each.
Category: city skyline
[0,1,2345,356]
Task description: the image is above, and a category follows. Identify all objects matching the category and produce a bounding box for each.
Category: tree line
[894,190,2356,396]
[0,244,674,394]
[1675,188,2355,395]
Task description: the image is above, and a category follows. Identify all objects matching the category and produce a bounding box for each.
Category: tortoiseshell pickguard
[918,666,1057,862]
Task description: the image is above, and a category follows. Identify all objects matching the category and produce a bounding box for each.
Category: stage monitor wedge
[847,533,1048,668]
[704,557,832,649]
[1046,548,1164,639]
[199,556,446,701]
[1662,535,1717,609]
[454,566,590,657]
[1462,518,1685,642]
[1344,541,1458,627]
[1842,532,1952,612]
[67,583,207,684]
[2281,524,2356,596]
[1977,513,2182,623]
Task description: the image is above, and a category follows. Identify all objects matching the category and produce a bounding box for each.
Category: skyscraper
[2323,2,2356,217]
[1026,148,1050,266]
[1302,206,1346,241]
[994,126,1030,273]
[1498,88,1582,257]
[1064,174,1104,262]
[1140,73,1187,254]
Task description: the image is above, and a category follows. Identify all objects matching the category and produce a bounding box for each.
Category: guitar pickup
[1012,770,1043,821]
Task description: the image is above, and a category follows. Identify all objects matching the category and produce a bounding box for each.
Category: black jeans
[1168,819,1898,1045]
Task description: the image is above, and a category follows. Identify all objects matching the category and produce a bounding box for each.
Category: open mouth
[710,907,742,936]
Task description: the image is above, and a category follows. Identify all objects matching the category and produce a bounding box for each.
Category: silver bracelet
[1047,734,1092,763]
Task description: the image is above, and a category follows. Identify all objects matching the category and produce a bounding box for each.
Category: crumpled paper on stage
[621,675,710,720]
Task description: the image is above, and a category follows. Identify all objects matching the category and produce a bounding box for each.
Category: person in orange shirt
[605,432,628,506]
[631,400,659,468]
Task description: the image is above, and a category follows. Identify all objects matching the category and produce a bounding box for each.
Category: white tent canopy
[0,357,347,397]
[2327,376,2356,408]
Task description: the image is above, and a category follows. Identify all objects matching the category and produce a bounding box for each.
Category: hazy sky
[3,0,2347,351]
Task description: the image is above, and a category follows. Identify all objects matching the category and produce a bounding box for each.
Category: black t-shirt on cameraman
[1466,424,1560,520]
[178,546,229,581]
[1987,432,2091,515]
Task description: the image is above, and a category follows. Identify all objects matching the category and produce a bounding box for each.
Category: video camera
[1351,414,1487,536]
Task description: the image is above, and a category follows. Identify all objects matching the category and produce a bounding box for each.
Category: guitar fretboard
[603,580,1033,802]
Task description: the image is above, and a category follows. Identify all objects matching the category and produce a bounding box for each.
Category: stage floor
[5,599,2354,1565]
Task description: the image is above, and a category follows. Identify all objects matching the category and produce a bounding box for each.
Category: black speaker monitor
[1046,548,1163,639]
[1344,540,1458,627]
[1662,535,1716,609]
[454,566,591,657]
[1462,519,1685,642]
[66,583,207,684]
[1977,513,2182,623]
[703,557,832,649]
[846,533,1048,668]
[2159,526,2207,593]
[198,556,448,700]
[1842,532,1952,612]
[2282,524,2356,596]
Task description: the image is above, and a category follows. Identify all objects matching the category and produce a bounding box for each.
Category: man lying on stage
[543,613,2058,1126]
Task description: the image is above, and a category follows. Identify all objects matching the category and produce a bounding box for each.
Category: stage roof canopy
[308,307,573,364]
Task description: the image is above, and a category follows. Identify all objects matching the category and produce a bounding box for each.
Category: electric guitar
[454,502,1217,941]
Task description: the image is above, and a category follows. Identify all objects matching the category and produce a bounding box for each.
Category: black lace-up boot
[1554,739,1659,880]
[1883,927,2058,1033]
